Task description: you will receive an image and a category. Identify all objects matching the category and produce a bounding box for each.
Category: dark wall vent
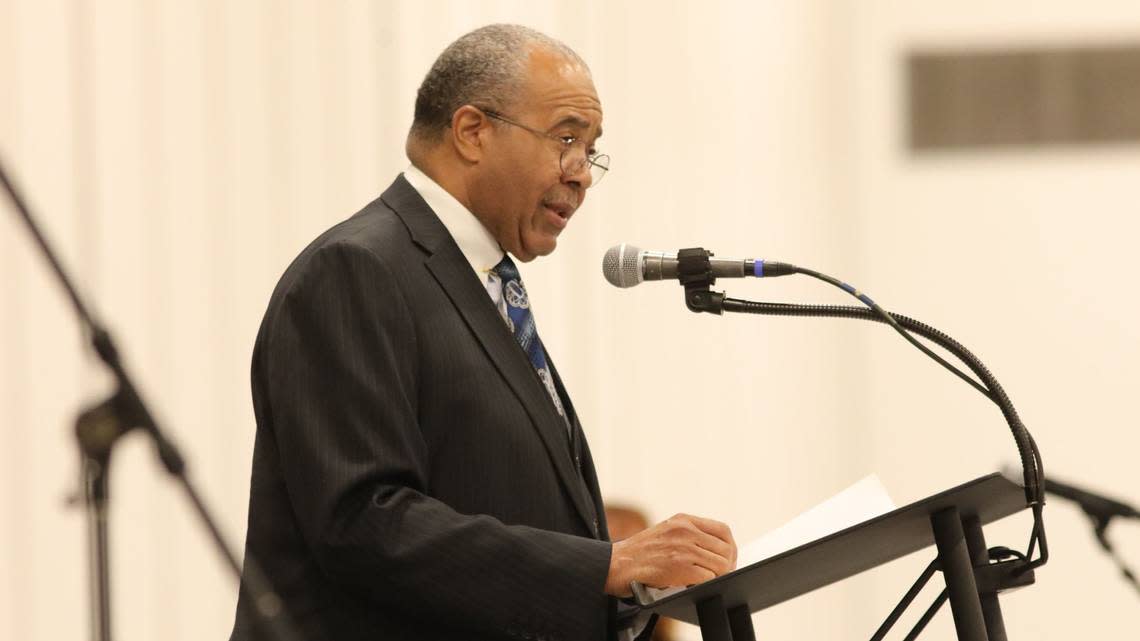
[908,45,1140,150]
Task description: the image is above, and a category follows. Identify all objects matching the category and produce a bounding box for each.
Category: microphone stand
[0,157,301,641]
[1045,476,1140,597]
[668,248,1048,641]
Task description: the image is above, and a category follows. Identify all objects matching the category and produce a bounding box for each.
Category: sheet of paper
[736,474,896,568]
[643,474,896,603]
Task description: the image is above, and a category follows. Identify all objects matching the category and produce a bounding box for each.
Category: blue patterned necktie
[492,255,568,426]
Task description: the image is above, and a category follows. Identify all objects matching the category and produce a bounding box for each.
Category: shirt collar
[403,164,504,277]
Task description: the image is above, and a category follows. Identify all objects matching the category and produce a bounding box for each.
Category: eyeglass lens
[560,146,610,185]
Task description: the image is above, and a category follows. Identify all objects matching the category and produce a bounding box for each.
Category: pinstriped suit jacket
[230,175,620,641]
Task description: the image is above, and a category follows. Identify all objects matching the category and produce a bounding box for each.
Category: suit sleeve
[260,241,612,640]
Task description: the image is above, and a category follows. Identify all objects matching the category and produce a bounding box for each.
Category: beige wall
[848,2,1140,639]
[1,1,1136,640]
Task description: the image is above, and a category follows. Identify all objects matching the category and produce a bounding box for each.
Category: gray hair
[409,24,587,142]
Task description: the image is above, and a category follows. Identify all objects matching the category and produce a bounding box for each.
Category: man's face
[469,47,603,262]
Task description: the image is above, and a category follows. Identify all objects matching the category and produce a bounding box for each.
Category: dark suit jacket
[230,175,621,641]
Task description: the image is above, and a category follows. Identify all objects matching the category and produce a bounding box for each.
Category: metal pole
[727,604,755,641]
[86,460,112,641]
[931,507,988,641]
[962,515,1008,641]
[696,595,734,641]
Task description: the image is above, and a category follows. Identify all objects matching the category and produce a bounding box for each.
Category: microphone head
[602,243,644,288]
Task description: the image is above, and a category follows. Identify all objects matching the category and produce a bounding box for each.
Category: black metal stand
[1092,518,1140,598]
[932,507,993,641]
[962,514,1010,641]
[872,508,1034,641]
[1044,475,1140,599]
[75,386,136,641]
[696,595,755,641]
[84,460,112,641]
[1,156,301,641]
[688,506,1035,641]
[630,474,1034,641]
[870,559,940,641]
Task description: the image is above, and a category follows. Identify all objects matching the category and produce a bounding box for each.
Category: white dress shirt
[403,164,509,317]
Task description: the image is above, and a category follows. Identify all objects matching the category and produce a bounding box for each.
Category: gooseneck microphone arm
[0,157,302,641]
[669,247,1047,572]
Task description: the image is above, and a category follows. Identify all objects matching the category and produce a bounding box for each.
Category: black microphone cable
[700,256,1047,570]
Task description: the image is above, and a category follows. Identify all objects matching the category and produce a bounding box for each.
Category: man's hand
[604,513,737,597]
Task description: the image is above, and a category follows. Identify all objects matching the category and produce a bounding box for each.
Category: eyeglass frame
[477,108,610,185]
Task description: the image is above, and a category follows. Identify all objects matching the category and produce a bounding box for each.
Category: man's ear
[451,105,491,163]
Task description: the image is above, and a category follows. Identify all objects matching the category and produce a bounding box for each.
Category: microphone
[602,243,794,288]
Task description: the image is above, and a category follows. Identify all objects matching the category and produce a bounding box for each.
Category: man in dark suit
[231,24,736,641]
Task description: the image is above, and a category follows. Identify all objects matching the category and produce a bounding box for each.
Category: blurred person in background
[229,23,736,641]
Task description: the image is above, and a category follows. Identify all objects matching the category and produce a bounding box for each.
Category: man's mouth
[542,201,575,229]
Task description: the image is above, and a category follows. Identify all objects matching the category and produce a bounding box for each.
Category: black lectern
[631,473,1034,641]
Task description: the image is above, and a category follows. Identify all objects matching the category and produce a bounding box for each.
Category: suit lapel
[548,355,605,537]
[380,175,598,536]
[545,353,581,456]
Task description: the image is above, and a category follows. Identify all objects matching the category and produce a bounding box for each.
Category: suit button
[593,518,600,536]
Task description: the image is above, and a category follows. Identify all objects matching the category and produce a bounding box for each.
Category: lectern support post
[696,595,755,641]
[727,604,756,641]
[963,514,1008,641]
[931,507,989,641]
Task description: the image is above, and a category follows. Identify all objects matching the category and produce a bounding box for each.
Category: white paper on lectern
[736,474,896,568]
[644,474,896,602]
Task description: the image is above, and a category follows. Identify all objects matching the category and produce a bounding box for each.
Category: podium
[631,473,1035,641]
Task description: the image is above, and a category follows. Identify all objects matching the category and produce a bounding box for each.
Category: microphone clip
[677,248,725,314]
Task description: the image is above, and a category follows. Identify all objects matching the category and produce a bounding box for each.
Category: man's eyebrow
[553,115,603,140]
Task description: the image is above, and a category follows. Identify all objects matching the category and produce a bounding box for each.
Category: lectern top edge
[635,472,1028,624]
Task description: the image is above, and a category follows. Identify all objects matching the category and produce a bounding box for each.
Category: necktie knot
[493,255,532,311]
[492,255,520,282]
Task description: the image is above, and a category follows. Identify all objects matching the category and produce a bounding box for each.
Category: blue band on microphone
[754,260,764,277]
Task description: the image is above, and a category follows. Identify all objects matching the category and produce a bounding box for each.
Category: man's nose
[561,155,593,189]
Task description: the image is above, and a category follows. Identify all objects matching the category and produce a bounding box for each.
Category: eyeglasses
[481,109,610,186]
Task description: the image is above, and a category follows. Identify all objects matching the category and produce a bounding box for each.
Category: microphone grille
[602,243,643,288]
